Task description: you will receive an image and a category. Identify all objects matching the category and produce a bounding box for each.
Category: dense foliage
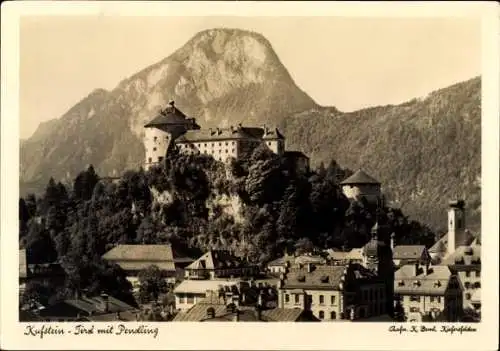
[20,144,436,307]
[283,77,481,232]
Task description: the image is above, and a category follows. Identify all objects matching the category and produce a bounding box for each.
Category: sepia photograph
[1,1,499,350]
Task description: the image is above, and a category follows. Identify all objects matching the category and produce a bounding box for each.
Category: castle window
[330,311,336,319]
[294,294,300,304]
[465,271,471,277]
[318,311,324,319]
[148,157,152,163]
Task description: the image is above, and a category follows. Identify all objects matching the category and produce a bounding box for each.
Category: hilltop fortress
[143,101,303,170]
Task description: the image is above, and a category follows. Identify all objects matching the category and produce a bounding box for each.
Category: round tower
[143,101,200,170]
[340,169,382,205]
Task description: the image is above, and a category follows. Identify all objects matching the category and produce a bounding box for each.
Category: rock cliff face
[20,28,481,231]
[20,28,317,189]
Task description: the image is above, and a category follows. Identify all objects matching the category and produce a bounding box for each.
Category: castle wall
[144,128,171,170]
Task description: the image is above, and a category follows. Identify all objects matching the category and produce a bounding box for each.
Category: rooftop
[173,279,241,295]
[393,245,427,260]
[176,126,266,143]
[441,244,481,266]
[327,248,364,261]
[283,265,351,290]
[102,244,193,272]
[394,265,452,295]
[340,169,381,185]
[144,101,191,127]
[186,250,252,271]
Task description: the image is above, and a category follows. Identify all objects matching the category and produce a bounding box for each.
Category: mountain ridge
[19,28,481,231]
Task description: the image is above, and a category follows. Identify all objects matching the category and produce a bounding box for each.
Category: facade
[340,169,382,206]
[278,263,387,322]
[392,245,432,268]
[101,244,193,291]
[173,279,243,311]
[185,250,259,280]
[143,102,287,169]
[266,253,326,275]
[441,242,481,310]
[394,264,463,322]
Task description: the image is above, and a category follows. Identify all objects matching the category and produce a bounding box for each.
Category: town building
[19,249,65,298]
[172,279,244,311]
[266,253,326,275]
[184,250,259,280]
[441,241,481,310]
[173,290,313,322]
[101,244,194,291]
[36,293,138,322]
[429,200,475,263]
[392,245,432,268]
[394,263,463,322]
[278,262,388,322]
[326,248,364,266]
[340,169,383,206]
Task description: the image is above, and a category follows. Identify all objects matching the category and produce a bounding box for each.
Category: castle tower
[143,101,200,170]
[340,169,382,206]
[447,200,467,256]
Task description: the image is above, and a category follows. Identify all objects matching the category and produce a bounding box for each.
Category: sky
[19,16,481,139]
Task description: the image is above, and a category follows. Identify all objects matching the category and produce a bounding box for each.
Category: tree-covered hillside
[283,77,481,232]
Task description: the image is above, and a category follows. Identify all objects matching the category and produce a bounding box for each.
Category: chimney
[232,309,240,322]
[307,263,314,273]
[254,306,262,321]
[413,263,419,277]
[101,293,109,313]
[209,127,215,136]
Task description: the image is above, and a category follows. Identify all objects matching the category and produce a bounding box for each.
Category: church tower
[447,200,467,255]
[143,101,200,170]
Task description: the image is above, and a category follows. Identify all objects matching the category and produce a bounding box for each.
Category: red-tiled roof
[340,169,380,185]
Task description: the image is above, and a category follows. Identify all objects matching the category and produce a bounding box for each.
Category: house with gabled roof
[102,244,194,291]
[184,250,259,280]
[278,262,387,322]
[394,263,463,322]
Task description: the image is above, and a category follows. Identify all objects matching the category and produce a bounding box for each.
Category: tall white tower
[447,199,467,256]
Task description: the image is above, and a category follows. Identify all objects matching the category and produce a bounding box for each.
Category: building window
[437,296,441,303]
[268,142,271,146]
[285,294,289,303]
[158,157,163,162]
[153,147,157,151]
[409,307,420,313]
[319,295,324,305]
[154,136,157,142]
[330,311,336,320]
[294,294,300,304]
[464,282,471,289]
[232,141,235,145]
[465,293,471,300]
[225,149,228,153]
[474,282,481,289]
[409,296,420,302]
[218,142,221,146]
[186,294,194,304]
[318,311,324,319]
[475,270,481,277]
[225,142,228,146]
[430,296,435,302]
[330,296,335,305]
[148,157,152,163]
[465,271,471,277]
